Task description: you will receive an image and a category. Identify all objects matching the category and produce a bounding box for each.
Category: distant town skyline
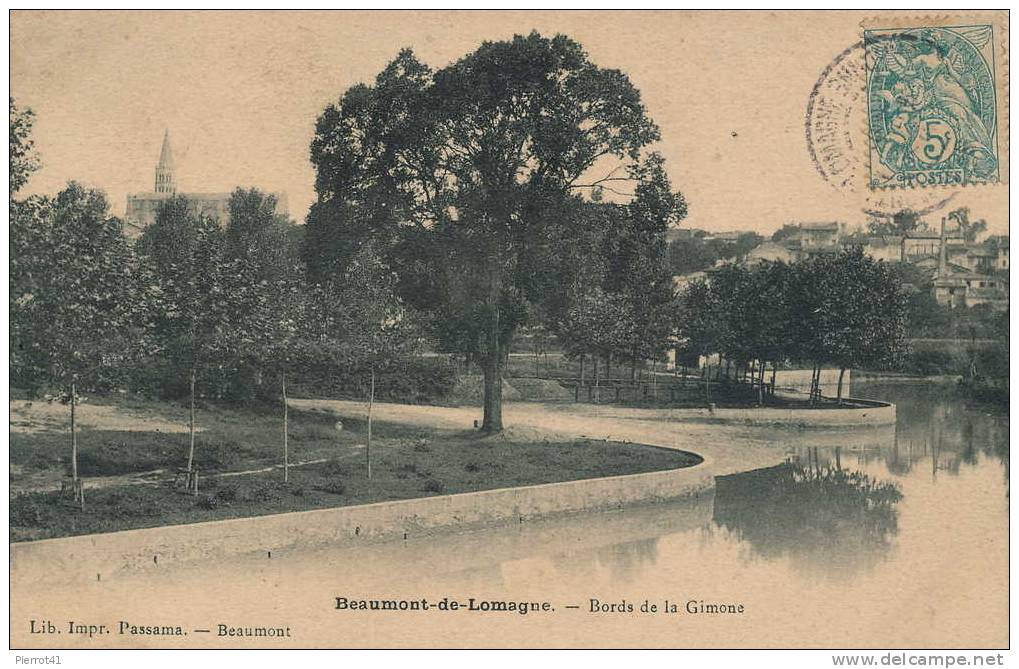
[11,10,1007,235]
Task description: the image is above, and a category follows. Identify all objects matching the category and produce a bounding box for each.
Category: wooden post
[187,367,197,473]
[282,374,289,484]
[70,380,78,486]
[367,366,375,480]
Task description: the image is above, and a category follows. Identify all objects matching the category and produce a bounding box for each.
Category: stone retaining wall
[11,454,714,585]
[683,397,895,427]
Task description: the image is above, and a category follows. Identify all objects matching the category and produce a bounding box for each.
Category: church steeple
[154,129,176,193]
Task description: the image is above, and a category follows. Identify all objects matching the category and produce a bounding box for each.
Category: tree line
[11,104,414,501]
[677,249,909,405]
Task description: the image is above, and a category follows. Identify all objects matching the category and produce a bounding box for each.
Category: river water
[10,381,1008,649]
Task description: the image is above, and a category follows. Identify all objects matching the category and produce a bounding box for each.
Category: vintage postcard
[8,10,1009,653]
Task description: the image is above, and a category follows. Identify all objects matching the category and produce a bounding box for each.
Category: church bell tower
[154,129,176,194]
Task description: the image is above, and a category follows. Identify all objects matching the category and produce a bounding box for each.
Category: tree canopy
[306,32,686,432]
[10,98,39,194]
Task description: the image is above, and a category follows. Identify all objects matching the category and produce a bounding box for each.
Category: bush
[215,486,238,503]
[423,478,444,494]
[900,348,960,376]
[313,480,346,495]
[286,356,459,403]
[974,344,1009,379]
[249,483,283,503]
[195,494,219,510]
[10,493,57,527]
[320,460,347,477]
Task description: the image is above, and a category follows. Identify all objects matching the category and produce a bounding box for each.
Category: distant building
[933,272,1009,310]
[702,230,754,243]
[797,222,842,253]
[745,240,798,265]
[932,219,1008,310]
[672,270,708,292]
[124,130,288,239]
[952,245,997,273]
[853,236,904,263]
[902,231,965,262]
[985,235,1009,271]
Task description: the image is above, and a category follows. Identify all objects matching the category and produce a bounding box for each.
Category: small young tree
[11,184,143,505]
[677,278,726,402]
[220,188,305,480]
[555,286,631,392]
[137,196,234,491]
[308,244,417,478]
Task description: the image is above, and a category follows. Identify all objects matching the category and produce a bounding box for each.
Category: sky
[10,10,1007,235]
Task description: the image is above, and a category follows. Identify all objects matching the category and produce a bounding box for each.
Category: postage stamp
[865,24,1001,189]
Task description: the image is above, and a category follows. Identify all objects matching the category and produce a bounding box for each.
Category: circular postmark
[806,41,957,220]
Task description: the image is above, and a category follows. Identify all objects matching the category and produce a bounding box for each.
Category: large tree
[947,207,987,243]
[308,32,680,432]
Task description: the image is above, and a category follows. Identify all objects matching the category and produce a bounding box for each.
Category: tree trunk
[809,364,820,406]
[481,265,504,434]
[579,354,585,385]
[187,367,197,472]
[367,366,375,478]
[607,352,612,381]
[282,374,289,484]
[630,357,637,382]
[770,363,777,397]
[836,367,846,405]
[757,360,765,406]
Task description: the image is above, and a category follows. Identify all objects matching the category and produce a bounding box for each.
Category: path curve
[290,399,897,476]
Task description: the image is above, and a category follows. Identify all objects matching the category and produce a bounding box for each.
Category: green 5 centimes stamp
[865,25,999,189]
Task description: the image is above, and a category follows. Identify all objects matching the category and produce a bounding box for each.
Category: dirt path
[9,400,197,434]
[289,399,893,476]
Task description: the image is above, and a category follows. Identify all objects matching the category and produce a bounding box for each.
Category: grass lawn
[10,395,700,542]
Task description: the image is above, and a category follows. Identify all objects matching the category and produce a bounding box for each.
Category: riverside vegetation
[10,396,699,541]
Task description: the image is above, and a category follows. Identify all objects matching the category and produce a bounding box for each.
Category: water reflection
[853,381,1009,490]
[713,461,902,576]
